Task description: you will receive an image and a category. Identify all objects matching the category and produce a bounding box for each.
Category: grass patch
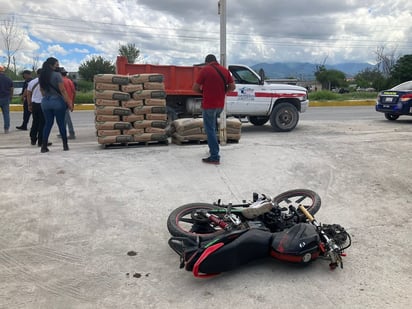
[309,91,377,101]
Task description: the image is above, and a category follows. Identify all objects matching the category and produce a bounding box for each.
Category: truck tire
[270,102,299,132]
[384,113,399,121]
[248,116,269,126]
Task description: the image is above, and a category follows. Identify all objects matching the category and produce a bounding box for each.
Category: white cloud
[47,44,69,56]
[1,0,412,71]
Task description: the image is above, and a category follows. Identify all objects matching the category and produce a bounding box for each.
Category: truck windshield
[229,66,261,85]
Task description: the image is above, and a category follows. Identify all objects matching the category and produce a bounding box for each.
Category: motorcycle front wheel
[167,203,229,240]
[272,189,321,221]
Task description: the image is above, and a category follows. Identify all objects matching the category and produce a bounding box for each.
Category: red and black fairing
[183,229,273,278]
[270,223,320,263]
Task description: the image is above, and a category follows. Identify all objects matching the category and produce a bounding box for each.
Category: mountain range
[250,62,376,80]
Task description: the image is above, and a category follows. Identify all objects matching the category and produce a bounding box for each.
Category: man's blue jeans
[202,108,223,161]
[0,97,10,130]
[41,95,67,142]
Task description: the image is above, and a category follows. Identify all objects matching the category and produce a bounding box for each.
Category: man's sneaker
[68,135,76,140]
[202,157,220,165]
[4,129,9,134]
[242,201,273,219]
[16,126,27,131]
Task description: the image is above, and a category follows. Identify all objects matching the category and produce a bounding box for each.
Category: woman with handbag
[39,57,73,153]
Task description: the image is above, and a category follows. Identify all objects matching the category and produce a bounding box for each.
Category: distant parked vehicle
[13,80,24,96]
[375,80,412,120]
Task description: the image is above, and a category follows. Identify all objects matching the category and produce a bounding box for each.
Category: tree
[390,54,412,84]
[354,68,387,91]
[314,65,346,90]
[78,56,115,81]
[119,43,140,64]
[0,16,24,73]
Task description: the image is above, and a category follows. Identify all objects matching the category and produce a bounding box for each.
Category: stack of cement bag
[94,74,169,145]
[171,118,242,144]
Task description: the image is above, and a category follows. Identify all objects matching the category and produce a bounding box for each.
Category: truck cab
[226,65,309,131]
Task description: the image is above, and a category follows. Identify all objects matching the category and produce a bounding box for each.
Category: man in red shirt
[59,67,76,139]
[192,54,235,164]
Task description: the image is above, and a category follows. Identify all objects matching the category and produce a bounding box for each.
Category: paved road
[0,108,411,308]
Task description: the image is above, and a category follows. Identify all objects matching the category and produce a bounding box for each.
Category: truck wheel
[385,113,399,121]
[248,116,269,126]
[270,103,299,132]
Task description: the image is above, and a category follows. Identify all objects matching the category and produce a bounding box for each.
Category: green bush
[309,90,378,101]
[309,90,340,100]
[75,91,93,104]
[76,80,94,92]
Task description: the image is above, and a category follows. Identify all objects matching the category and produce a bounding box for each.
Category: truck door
[227,65,271,115]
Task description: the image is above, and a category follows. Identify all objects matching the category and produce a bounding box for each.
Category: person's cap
[204,54,217,63]
[60,67,67,73]
[0,65,5,72]
[22,70,32,75]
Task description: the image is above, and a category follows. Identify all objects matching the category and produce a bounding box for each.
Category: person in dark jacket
[16,70,32,130]
[0,65,13,134]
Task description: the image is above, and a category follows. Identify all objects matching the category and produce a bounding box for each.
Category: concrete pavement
[0,110,411,308]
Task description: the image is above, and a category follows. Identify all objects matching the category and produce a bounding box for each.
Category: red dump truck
[116,56,309,131]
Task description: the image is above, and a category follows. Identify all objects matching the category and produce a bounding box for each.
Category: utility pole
[218,0,227,145]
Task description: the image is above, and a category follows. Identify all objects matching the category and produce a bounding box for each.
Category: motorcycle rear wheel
[167,203,229,240]
[272,189,321,221]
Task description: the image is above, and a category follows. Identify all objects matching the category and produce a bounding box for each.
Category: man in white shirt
[27,69,51,147]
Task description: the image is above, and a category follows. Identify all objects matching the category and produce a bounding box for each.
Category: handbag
[210,64,229,92]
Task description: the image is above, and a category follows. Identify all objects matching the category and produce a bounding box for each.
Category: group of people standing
[0,57,76,153]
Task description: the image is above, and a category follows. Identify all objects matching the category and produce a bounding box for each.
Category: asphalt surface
[0,108,411,309]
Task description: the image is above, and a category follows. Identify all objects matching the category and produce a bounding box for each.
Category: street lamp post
[218,0,227,145]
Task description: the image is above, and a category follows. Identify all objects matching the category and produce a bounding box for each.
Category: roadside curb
[9,100,376,111]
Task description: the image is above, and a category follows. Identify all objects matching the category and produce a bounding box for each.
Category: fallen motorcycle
[167,189,322,241]
[167,190,351,277]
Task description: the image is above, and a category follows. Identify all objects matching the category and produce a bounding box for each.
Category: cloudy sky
[1,0,411,72]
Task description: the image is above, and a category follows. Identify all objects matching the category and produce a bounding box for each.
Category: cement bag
[95,99,120,107]
[132,90,166,100]
[120,84,144,93]
[123,128,144,135]
[94,74,130,85]
[144,127,167,134]
[122,114,145,122]
[145,114,167,121]
[95,83,120,91]
[133,133,168,142]
[121,100,144,108]
[95,115,121,122]
[144,99,166,106]
[133,106,166,115]
[130,74,164,84]
[97,130,121,136]
[95,106,131,116]
[172,118,204,132]
[94,90,130,101]
[143,82,165,90]
[95,121,132,130]
[226,118,242,129]
[98,135,134,144]
[133,120,167,129]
